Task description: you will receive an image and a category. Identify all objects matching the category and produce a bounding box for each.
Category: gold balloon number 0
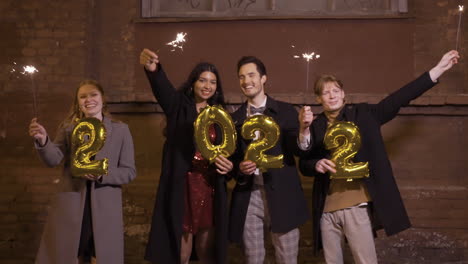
[194,107,283,172]
[71,117,109,178]
[324,121,369,181]
[194,105,237,163]
[241,115,283,172]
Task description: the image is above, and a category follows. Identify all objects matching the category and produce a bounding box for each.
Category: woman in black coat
[140,49,233,264]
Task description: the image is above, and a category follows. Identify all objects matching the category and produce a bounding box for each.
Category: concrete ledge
[108,93,468,115]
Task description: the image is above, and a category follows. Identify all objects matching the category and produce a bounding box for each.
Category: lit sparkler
[22,65,39,117]
[293,51,321,93]
[455,5,464,51]
[302,52,320,62]
[22,65,38,75]
[166,32,188,52]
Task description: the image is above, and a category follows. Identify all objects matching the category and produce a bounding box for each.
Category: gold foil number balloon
[71,117,109,178]
[241,115,283,172]
[194,105,237,163]
[324,121,369,180]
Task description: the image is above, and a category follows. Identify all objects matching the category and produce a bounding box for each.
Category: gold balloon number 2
[71,117,109,178]
[324,121,369,181]
[194,107,283,172]
[241,115,283,172]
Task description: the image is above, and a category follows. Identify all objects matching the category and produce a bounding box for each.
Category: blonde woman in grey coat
[28,80,136,264]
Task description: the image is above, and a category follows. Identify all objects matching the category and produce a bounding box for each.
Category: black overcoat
[229,96,309,243]
[144,65,229,264]
[299,72,437,254]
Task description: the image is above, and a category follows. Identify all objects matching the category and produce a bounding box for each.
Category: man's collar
[247,95,267,108]
[245,94,279,114]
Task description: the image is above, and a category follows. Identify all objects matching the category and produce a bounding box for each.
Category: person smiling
[140,49,233,264]
[298,50,460,263]
[29,80,136,264]
[229,56,309,264]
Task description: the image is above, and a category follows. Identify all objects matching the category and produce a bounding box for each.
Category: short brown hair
[314,75,343,96]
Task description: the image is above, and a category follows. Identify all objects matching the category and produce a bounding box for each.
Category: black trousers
[77,180,96,261]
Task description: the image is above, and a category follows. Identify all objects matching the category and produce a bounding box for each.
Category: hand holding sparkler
[29,117,48,146]
[298,106,314,136]
[140,48,159,72]
[429,50,460,82]
[140,32,188,72]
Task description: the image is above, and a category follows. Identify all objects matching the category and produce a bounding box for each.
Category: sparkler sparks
[10,62,18,73]
[301,52,321,62]
[166,32,187,52]
[22,65,39,74]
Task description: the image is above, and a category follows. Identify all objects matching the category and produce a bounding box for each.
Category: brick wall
[0,1,91,263]
[0,0,467,263]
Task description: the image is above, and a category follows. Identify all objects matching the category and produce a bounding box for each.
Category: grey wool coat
[34,116,136,264]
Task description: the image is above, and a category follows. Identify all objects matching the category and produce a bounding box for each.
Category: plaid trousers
[242,186,299,264]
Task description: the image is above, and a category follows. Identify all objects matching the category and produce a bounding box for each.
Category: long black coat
[299,72,437,254]
[144,65,229,264]
[229,96,309,243]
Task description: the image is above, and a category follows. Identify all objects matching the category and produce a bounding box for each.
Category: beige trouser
[320,205,378,264]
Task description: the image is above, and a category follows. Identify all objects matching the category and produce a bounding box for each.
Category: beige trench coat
[34,117,136,264]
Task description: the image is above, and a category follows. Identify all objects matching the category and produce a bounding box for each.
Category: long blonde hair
[60,80,111,128]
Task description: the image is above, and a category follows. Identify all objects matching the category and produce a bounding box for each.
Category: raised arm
[372,50,460,125]
[140,48,179,115]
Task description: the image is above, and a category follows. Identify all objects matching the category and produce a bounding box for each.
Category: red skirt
[183,151,215,234]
